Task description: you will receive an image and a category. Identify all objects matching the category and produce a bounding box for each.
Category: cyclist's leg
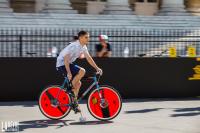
[57,64,85,98]
[69,65,85,113]
[72,68,85,98]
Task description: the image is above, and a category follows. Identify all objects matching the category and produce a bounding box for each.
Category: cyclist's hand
[96,68,103,75]
[67,73,72,81]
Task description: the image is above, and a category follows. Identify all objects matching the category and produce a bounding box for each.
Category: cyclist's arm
[84,52,99,70]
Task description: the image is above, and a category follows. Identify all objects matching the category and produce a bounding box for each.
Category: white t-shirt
[56,40,89,67]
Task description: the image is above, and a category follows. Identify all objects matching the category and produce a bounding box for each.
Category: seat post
[61,77,69,89]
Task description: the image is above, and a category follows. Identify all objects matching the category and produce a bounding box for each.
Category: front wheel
[87,85,122,121]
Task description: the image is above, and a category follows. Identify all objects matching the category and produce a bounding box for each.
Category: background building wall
[7,0,200,15]
[10,0,36,13]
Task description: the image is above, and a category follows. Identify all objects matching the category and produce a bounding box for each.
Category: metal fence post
[19,35,22,57]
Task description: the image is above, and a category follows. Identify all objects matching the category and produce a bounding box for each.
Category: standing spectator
[96,35,112,57]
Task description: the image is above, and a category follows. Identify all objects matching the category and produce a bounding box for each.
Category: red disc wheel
[38,86,71,120]
[87,85,122,121]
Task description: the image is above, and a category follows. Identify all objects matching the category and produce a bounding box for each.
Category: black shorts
[56,64,80,79]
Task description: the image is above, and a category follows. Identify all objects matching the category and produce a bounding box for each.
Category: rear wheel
[87,85,122,121]
[38,85,71,120]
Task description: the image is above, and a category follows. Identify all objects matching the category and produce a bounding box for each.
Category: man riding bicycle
[56,31,103,113]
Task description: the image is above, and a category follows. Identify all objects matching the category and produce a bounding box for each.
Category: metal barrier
[0,28,200,57]
[0,57,200,101]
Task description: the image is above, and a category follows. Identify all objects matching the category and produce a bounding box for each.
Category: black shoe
[68,91,81,114]
[71,101,81,114]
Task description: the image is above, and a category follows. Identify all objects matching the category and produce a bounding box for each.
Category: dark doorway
[10,0,35,13]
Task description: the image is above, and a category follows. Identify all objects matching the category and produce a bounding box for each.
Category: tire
[38,85,71,120]
[87,85,122,121]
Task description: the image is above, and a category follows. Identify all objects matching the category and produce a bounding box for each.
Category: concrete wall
[8,0,200,15]
[135,0,159,15]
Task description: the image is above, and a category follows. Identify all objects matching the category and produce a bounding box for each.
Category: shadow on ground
[18,119,113,132]
[124,106,200,117]
[124,108,163,114]
[171,107,200,117]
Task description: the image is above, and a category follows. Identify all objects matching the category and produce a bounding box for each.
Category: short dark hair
[78,31,89,38]
[73,35,78,41]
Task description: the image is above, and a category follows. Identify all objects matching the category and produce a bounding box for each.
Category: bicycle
[38,73,122,121]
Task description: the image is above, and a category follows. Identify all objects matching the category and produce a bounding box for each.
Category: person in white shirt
[56,31,102,113]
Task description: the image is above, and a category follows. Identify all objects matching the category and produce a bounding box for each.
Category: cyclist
[56,31,103,113]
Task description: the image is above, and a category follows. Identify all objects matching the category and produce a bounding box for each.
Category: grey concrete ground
[0,99,200,133]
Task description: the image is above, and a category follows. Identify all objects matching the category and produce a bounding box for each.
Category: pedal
[71,101,81,114]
